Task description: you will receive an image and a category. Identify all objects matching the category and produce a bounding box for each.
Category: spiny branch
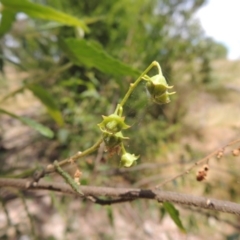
[1,178,240,215]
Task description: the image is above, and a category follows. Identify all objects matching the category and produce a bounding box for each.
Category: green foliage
[0,8,16,37]
[0,108,54,138]
[163,202,186,233]
[27,84,64,126]
[106,206,114,227]
[61,38,140,78]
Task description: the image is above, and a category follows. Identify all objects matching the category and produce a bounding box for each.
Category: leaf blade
[1,0,89,32]
[163,202,186,233]
[0,108,54,138]
[61,38,141,78]
[0,8,16,37]
[27,84,64,126]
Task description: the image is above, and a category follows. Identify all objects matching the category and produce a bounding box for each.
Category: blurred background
[0,0,240,239]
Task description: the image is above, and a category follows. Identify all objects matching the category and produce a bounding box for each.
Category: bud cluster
[98,113,138,167]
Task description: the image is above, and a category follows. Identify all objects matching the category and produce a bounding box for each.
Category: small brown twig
[155,138,240,189]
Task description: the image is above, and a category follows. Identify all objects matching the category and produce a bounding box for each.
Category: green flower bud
[98,114,130,134]
[146,74,175,105]
[120,152,139,167]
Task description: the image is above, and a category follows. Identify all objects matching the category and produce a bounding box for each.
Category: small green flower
[98,114,130,134]
[120,152,139,167]
[103,131,129,150]
[150,89,175,104]
[146,74,175,105]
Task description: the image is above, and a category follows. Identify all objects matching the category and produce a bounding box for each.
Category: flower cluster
[98,113,138,167]
[97,62,175,167]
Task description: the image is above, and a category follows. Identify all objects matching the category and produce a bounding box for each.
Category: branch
[0,178,240,215]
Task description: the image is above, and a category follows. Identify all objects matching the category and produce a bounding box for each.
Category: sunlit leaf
[83,16,105,25]
[0,108,54,138]
[1,0,89,32]
[61,38,140,78]
[163,202,186,233]
[27,84,64,126]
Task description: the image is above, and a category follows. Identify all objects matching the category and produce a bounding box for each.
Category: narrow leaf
[106,206,114,227]
[0,54,27,70]
[27,84,64,126]
[0,86,25,104]
[163,202,186,233]
[61,38,141,78]
[0,8,16,37]
[0,108,54,138]
[1,0,89,32]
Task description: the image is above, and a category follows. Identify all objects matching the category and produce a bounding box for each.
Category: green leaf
[162,202,186,233]
[27,84,64,126]
[106,206,114,227]
[0,108,54,138]
[0,8,16,37]
[61,38,141,78]
[1,0,89,32]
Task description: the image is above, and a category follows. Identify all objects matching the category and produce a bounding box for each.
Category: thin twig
[155,138,240,189]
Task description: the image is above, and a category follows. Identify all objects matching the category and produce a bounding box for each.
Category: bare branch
[1,178,240,215]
